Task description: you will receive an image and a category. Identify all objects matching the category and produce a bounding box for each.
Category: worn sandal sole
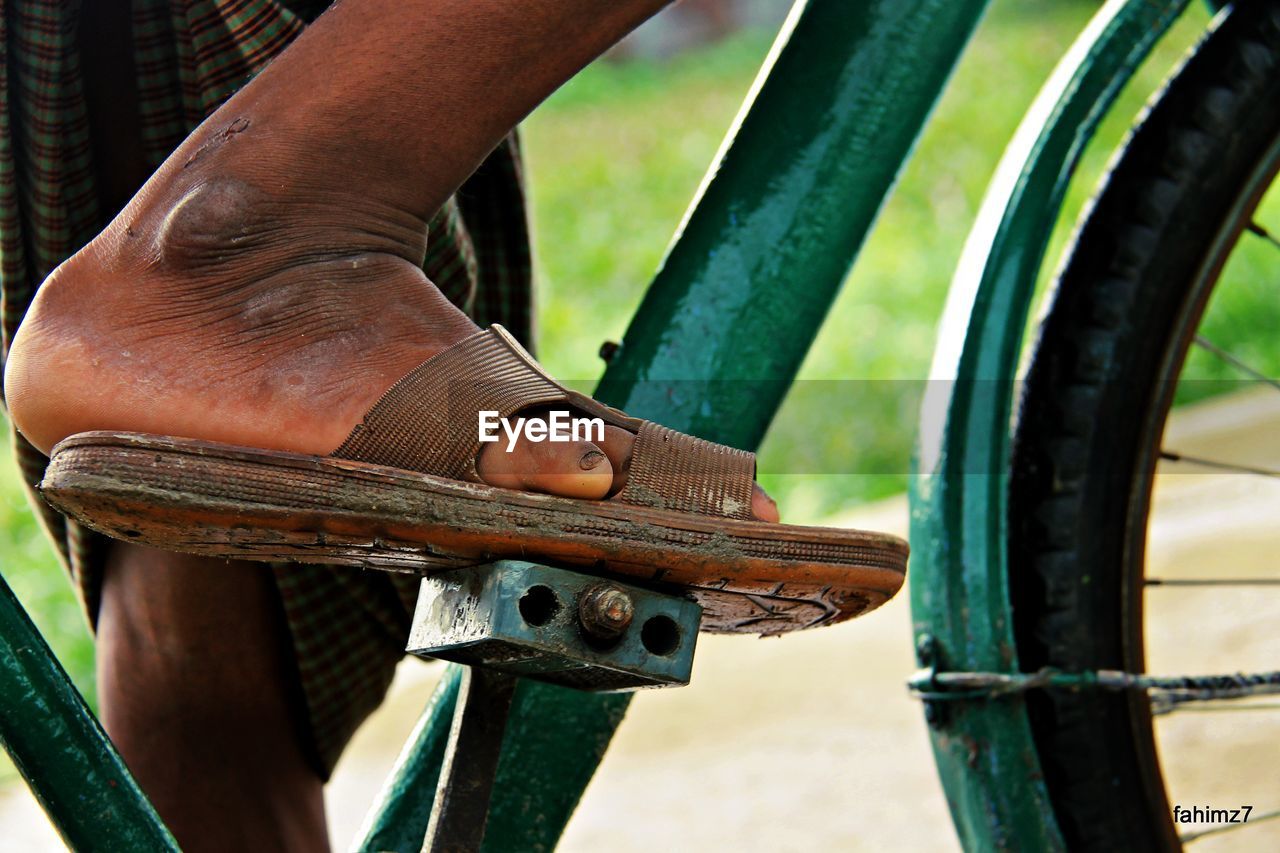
[42,431,908,635]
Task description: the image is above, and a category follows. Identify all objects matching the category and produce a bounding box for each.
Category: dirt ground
[2,389,1278,850]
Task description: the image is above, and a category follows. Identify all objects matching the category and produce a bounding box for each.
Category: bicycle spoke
[1146,578,1280,586]
[1192,334,1280,391]
[1153,700,1280,716]
[1159,450,1280,478]
[1181,807,1280,843]
[1246,219,1280,252]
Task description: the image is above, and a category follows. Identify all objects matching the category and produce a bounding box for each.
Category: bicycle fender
[909,0,1195,850]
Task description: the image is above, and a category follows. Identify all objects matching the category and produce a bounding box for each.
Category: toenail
[579,450,606,471]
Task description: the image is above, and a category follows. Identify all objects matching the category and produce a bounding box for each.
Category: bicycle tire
[1008,2,1280,850]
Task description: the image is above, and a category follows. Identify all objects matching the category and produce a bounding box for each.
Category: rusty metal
[406,561,701,692]
[406,563,702,849]
[577,584,635,642]
[422,667,518,853]
[909,663,1280,706]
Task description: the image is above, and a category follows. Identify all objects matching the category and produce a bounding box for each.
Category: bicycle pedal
[406,560,700,691]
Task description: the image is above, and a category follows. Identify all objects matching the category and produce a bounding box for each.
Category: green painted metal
[406,561,701,691]
[907,0,1192,849]
[356,669,629,853]
[358,0,996,848]
[0,573,178,851]
[354,665,462,851]
[594,0,994,450]
[478,682,629,852]
[356,678,632,852]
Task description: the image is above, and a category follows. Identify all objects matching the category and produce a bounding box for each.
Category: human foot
[41,325,904,636]
[4,176,777,519]
[5,0,774,518]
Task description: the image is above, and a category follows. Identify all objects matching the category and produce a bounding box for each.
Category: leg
[14,2,775,845]
[6,0,671,457]
[97,545,328,853]
[72,14,328,848]
[3,0,775,519]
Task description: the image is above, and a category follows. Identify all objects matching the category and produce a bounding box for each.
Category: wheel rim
[1122,130,1280,846]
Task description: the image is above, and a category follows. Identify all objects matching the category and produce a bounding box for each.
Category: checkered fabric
[0,0,533,777]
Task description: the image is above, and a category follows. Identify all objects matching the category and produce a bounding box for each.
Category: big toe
[752,483,780,523]
[476,430,614,499]
[475,415,781,521]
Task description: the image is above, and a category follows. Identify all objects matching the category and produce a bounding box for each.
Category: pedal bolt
[578,584,635,640]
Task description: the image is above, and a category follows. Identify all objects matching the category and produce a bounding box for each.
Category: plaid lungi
[0,0,533,776]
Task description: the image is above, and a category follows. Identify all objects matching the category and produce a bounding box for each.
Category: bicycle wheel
[1008,2,1280,850]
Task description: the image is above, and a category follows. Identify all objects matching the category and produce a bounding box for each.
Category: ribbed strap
[613,422,756,520]
[332,326,567,481]
[333,325,757,519]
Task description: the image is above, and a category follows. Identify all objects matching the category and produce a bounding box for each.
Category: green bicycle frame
[0,0,1201,848]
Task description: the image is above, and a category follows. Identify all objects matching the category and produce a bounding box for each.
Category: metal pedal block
[406,560,700,691]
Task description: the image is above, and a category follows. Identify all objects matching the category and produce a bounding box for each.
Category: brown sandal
[40,325,907,635]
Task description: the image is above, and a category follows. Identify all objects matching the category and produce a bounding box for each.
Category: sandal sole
[42,431,908,635]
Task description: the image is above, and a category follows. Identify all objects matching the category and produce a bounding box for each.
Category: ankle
[131,160,432,274]
[4,171,474,456]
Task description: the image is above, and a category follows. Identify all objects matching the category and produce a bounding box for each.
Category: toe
[476,427,614,499]
[474,411,781,520]
[752,483,780,523]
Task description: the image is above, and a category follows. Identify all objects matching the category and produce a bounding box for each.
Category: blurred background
[10,0,1279,849]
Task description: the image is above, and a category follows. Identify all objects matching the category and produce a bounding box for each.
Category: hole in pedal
[517,584,559,627]
[641,614,680,656]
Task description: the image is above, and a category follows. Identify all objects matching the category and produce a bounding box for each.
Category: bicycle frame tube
[594,0,993,450]
[354,667,462,849]
[0,574,177,850]
[909,0,1193,849]
[360,0,995,849]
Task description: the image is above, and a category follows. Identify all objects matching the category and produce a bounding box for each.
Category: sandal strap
[334,325,756,519]
[333,325,567,480]
[612,421,756,520]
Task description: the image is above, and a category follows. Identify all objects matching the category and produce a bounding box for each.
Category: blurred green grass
[1,0,1255,740]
